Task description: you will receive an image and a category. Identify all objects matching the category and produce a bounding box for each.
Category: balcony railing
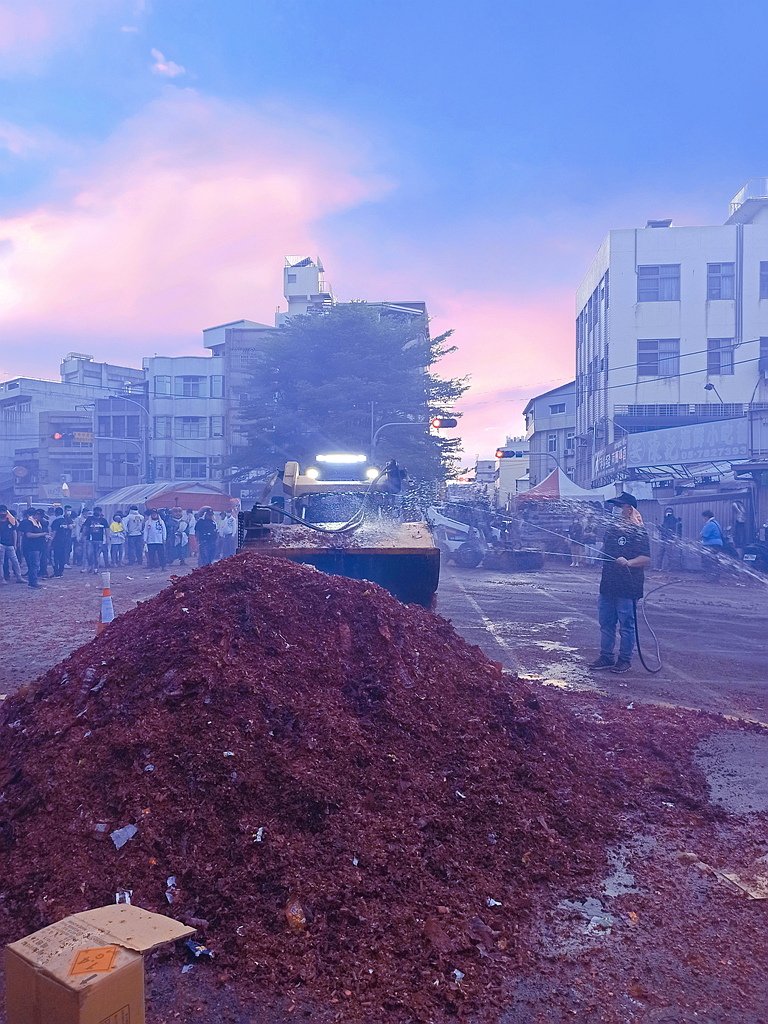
[613,402,768,419]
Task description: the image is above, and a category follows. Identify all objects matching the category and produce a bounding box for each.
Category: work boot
[588,655,615,670]
[610,660,631,674]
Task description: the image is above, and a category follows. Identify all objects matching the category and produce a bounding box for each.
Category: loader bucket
[239,517,440,608]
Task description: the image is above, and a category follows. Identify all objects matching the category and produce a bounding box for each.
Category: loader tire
[455,543,483,569]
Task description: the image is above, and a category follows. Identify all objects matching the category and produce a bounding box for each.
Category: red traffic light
[430,416,458,429]
[51,432,65,441]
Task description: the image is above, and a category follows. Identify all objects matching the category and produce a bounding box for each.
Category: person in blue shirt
[700,510,724,582]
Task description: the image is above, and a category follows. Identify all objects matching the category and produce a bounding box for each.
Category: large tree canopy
[232,304,467,483]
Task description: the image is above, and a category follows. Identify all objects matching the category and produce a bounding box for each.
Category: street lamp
[704,381,725,404]
[370,417,457,460]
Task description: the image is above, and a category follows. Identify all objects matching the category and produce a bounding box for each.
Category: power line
[466,352,765,411]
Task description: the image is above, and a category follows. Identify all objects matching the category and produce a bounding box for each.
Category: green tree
[231,304,467,484]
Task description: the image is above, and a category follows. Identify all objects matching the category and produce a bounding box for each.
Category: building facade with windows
[523,381,576,487]
[495,436,530,507]
[0,357,145,505]
[143,355,227,485]
[575,179,768,487]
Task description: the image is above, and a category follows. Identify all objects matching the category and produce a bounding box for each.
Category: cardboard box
[5,905,195,1024]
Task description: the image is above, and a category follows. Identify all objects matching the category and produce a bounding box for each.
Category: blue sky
[1,0,766,457]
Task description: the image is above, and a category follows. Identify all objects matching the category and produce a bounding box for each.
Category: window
[96,415,139,438]
[287,273,297,283]
[210,415,225,438]
[565,431,575,452]
[637,339,680,377]
[761,263,768,299]
[637,264,680,302]
[549,402,566,414]
[707,263,735,300]
[210,375,225,398]
[707,338,735,375]
[154,375,172,396]
[547,433,558,453]
[174,457,207,479]
[175,416,206,439]
[174,375,205,398]
[70,467,93,483]
[155,456,171,479]
[154,416,172,439]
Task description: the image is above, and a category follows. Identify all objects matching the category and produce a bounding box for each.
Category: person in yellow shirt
[109,513,127,567]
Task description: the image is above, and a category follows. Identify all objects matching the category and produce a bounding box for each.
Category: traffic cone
[97,571,115,634]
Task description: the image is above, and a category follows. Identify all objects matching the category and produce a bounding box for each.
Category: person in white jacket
[217,510,238,558]
[125,506,145,565]
[143,509,167,570]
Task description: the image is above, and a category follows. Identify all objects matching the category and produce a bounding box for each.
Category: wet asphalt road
[436,561,768,724]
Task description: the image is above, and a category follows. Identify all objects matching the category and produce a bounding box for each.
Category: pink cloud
[150,47,185,78]
[0,90,391,372]
[0,1,128,71]
[429,291,574,457]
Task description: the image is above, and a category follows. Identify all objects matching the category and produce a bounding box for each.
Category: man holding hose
[589,492,651,675]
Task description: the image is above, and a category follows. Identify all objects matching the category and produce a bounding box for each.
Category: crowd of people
[0,503,239,589]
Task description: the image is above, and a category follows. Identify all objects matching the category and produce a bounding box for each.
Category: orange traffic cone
[97,571,115,634]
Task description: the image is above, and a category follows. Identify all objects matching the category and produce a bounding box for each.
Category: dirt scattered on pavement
[1,553,766,1023]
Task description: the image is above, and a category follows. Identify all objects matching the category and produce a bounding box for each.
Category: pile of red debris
[0,554,713,1021]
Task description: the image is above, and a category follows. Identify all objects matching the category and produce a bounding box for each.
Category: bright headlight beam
[315,453,367,464]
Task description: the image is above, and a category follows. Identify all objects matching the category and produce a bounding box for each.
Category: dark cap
[606,491,638,509]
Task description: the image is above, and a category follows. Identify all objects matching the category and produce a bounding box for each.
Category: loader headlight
[306,467,320,480]
[316,453,367,464]
[365,467,380,480]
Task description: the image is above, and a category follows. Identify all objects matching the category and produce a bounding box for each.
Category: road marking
[451,574,521,671]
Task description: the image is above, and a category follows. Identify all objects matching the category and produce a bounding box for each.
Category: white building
[276,256,335,325]
[576,178,768,487]
[523,381,575,487]
[143,355,227,485]
[495,436,530,508]
[0,355,145,504]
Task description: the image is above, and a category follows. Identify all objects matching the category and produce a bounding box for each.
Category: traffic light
[51,432,65,441]
[430,416,458,429]
[51,431,73,443]
[496,448,513,459]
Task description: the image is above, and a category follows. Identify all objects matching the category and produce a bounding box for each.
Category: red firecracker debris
[0,553,765,1023]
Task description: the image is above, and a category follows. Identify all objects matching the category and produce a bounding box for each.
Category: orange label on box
[69,946,119,975]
